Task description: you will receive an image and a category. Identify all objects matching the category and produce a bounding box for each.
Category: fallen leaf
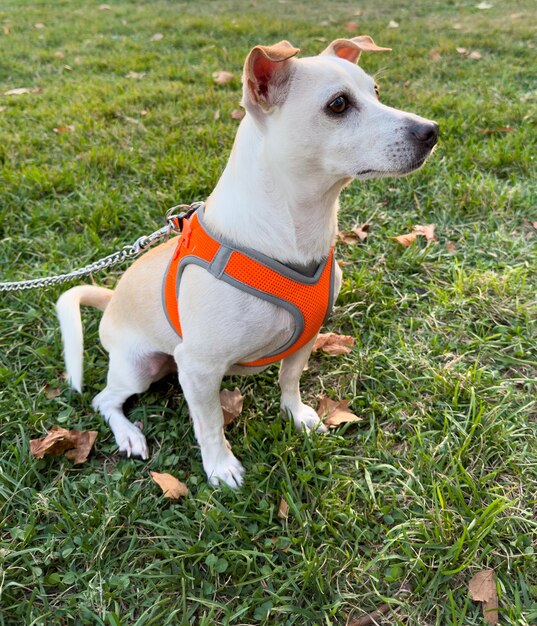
[338,230,360,245]
[4,87,42,95]
[313,332,354,355]
[53,124,75,133]
[126,71,145,79]
[413,224,436,242]
[212,70,234,85]
[150,471,188,499]
[34,23,45,29]
[476,1,493,8]
[456,47,467,55]
[391,232,418,246]
[532,221,537,230]
[352,223,370,241]
[98,3,111,10]
[30,425,97,464]
[0,106,6,113]
[469,569,499,625]
[3,25,9,35]
[54,50,65,59]
[317,397,362,428]
[453,22,463,29]
[220,387,244,426]
[63,65,73,72]
[468,50,482,60]
[140,109,148,116]
[429,49,442,61]
[151,32,164,41]
[344,21,358,32]
[44,385,61,399]
[230,109,245,120]
[388,20,399,28]
[213,109,220,121]
[278,497,289,520]
[347,585,413,625]
[446,241,457,254]
[479,125,514,135]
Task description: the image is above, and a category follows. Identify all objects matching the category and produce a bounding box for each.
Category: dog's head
[242,37,438,182]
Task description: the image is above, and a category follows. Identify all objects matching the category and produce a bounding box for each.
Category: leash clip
[166,201,204,232]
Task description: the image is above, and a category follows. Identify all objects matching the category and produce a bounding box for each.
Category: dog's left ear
[321,35,391,64]
[243,41,300,115]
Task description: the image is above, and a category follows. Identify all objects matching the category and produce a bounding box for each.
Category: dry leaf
[150,471,188,499]
[213,109,220,121]
[230,109,245,120]
[151,33,164,41]
[99,4,111,10]
[532,221,537,230]
[476,1,493,8]
[44,385,61,399]
[54,50,65,59]
[413,224,436,242]
[391,232,418,246]
[479,125,514,135]
[3,25,10,35]
[388,20,399,28]
[30,425,97,464]
[468,50,482,60]
[347,585,412,625]
[126,71,145,79]
[313,332,354,355]
[317,397,362,428]
[53,124,75,133]
[140,109,148,116]
[212,70,234,86]
[429,49,442,61]
[446,241,457,254]
[456,47,467,54]
[469,569,498,625]
[34,23,45,29]
[344,21,358,32]
[278,497,289,520]
[5,87,41,96]
[352,223,370,241]
[0,106,6,113]
[220,388,244,426]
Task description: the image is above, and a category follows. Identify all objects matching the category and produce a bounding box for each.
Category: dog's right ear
[321,36,391,64]
[242,41,299,116]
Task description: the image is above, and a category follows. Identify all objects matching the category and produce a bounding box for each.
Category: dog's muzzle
[407,120,439,150]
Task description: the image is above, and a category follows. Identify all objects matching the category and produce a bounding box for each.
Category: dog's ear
[321,36,391,64]
[243,41,300,114]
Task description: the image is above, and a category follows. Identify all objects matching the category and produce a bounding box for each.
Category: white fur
[56,38,437,487]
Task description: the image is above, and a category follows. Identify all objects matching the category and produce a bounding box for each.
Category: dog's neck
[204,115,346,265]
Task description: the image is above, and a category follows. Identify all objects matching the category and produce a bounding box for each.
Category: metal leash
[0,202,203,293]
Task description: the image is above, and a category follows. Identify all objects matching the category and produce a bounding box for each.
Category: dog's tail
[56,285,113,393]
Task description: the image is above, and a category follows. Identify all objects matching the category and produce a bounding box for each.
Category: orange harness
[163,207,335,367]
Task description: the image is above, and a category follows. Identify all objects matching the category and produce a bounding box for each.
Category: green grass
[1,1,536,624]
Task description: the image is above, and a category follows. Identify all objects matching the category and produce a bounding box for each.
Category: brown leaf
[352,223,370,241]
[0,106,6,113]
[317,397,362,428]
[5,87,42,96]
[3,25,9,35]
[212,70,234,86]
[532,221,537,230]
[151,33,164,41]
[34,23,45,29]
[456,47,468,54]
[30,425,97,464]
[230,109,245,120]
[413,224,436,242]
[338,230,359,245]
[126,71,145,79]
[312,332,354,355]
[446,241,457,254]
[388,20,400,28]
[150,471,188,499]
[53,124,75,133]
[429,49,442,61]
[220,388,244,426]
[469,569,498,625]
[98,4,111,10]
[278,497,289,520]
[344,21,358,32]
[54,50,65,59]
[44,385,61,399]
[479,125,514,135]
[468,50,482,60]
[391,232,419,246]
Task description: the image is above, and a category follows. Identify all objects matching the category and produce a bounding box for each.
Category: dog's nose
[408,121,439,148]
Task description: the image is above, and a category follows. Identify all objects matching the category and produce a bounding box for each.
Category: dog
[56,36,438,488]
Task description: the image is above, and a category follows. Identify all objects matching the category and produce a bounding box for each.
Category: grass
[0,0,536,624]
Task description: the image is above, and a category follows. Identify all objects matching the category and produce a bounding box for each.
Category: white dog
[56,36,438,488]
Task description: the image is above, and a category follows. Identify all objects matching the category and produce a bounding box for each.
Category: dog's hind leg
[279,337,327,433]
[92,350,173,459]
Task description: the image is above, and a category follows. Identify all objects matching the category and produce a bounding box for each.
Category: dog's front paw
[114,421,149,460]
[204,450,245,488]
[287,403,328,434]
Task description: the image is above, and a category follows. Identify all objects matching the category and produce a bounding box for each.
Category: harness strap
[163,208,335,367]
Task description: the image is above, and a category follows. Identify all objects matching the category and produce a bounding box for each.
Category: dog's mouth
[355,152,432,179]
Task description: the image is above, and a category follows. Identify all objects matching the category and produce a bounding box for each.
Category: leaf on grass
[54,50,65,59]
[212,70,234,85]
[353,223,370,241]
[313,332,354,355]
[53,124,75,133]
[151,33,164,41]
[479,125,514,135]
[220,388,244,426]
[278,497,289,520]
[532,221,537,230]
[150,471,188,499]
[230,109,245,120]
[457,47,482,59]
[0,106,6,113]
[317,397,362,428]
[30,425,97,464]
[5,87,42,96]
[391,224,436,246]
[446,241,457,254]
[34,23,46,29]
[98,4,111,10]
[469,569,499,625]
[344,21,358,32]
[429,49,442,61]
[476,1,493,8]
[388,20,400,28]
[391,232,418,246]
[44,385,61,399]
[346,585,412,625]
[126,71,145,79]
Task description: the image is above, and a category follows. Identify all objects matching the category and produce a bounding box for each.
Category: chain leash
[0,202,203,293]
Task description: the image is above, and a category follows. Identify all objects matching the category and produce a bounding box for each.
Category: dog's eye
[327,95,349,114]
[374,83,380,99]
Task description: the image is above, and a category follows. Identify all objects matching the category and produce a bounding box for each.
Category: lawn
[0,0,536,624]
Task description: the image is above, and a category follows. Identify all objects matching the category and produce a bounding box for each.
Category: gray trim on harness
[162,206,336,362]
